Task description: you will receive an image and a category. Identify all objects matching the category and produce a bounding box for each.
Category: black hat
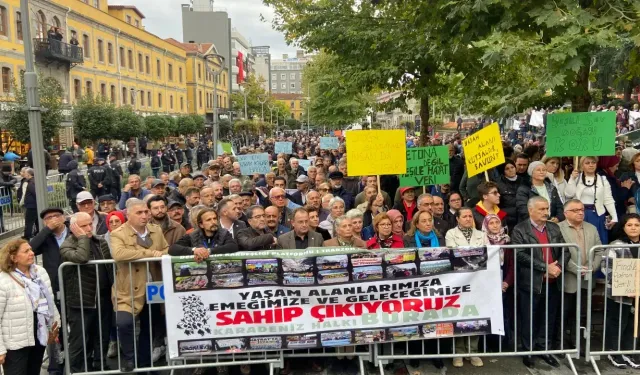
[167,200,182,209]
[98,194,116,203]
[193,173,205,180]
[151,179,166,188]
[239,191,253,197]
[328,171,344,180]
[39,207,64,219]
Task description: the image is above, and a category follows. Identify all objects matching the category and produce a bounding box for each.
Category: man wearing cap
[239,191,254,211]
[150,180,167,197]
[193,173,206,189]
[108,153,123,201]
[118,174,150,210]
[208,162,222,182]
[76,191,108,235]
[98,194,118,214]
[66,160,86,213]
[393,187,418,224]
[328,171,354,210]
[290,175,310,206]
[179,162,193,179]
[29,207,70,375]
[167,200,191,230]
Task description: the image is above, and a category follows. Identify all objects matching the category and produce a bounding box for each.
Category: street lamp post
[204,53,225,159]
[268,103,274,137]
[20,0,47,225]
[257,94,267,122]
[276,108,280,134]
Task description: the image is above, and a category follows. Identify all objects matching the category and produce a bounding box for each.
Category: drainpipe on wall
[116,29,121,106]
[164,48,168,115]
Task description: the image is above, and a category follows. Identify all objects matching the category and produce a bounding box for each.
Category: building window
[271,83,276,90]
[134,19,139,28]
[0,7,8,37]
[85,81,92,96]
[271,73,276,80]
[290,101,295,109]
[290,82,296,89]
[290,73,295,79]
[35,11,46,39]
[128,50,133,69]
[1,67,10,93]
[147,92,151,107]
[156,59,161,78]
[94,0,100,8]
[281,83,286,89]
[170,95,173,109]
[82,35,90,58]
[97,40,104,62]
[107,43,113,64]
[158,93,162,108]
[52,16,60,28]
[180,97,184,111]
[100,83,106,97]
[280,74,286,80]
[138,53,143,72]
[15,11,22,40]
[179,67,183,83]
[198,90,202,108]
[145,56,150,74]
[122,87,128,105]
[140,90,144,106]
[110,85,116,103]
[126,15,131,24]
[73,79,81,101]
[168,63,173,81]
[119,47,125,67]
[197,63,202,80]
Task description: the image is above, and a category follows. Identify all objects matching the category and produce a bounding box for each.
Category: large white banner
[161,246,504,358]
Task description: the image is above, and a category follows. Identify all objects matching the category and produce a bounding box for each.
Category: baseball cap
[151,179,166,188]
[167,200,182,209]
[76,191,94,203]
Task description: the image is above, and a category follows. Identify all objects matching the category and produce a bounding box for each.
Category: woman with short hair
[366,213,404,249]
[319,197,345,237]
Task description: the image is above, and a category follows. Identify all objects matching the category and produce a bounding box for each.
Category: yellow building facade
[0,0,229,121]
[273,93,305,121]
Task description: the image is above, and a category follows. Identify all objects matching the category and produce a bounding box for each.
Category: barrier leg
[589,356,602,375]
[565,353,578,375]
[358,356,365,375]
[378,358,385,375]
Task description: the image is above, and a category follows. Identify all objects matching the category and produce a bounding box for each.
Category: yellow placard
[462,123,505,178]
[346,130,407,176]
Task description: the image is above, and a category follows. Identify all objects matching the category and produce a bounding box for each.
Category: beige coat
[558,220,603,293]
[110,223,168,315]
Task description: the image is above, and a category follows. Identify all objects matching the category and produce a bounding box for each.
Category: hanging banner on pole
[399,146,450,187]
[545,112,616,157]
[462,123,505,178]
[162,246,504,358]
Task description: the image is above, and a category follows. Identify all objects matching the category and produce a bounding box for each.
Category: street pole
[276,108,279,134]
[257,94,267,122]
[21,0,48,226]
[204,53,225,159]
[242,87,248,119]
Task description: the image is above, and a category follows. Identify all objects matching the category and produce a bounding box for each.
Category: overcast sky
[114,0,293,57]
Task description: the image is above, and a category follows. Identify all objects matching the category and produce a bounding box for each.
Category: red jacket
[366,234,405,249]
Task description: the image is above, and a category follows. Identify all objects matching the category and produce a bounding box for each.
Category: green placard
[546,112,616,157]
[399,146,450,187]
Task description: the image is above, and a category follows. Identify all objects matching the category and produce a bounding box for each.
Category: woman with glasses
[366,213,404,249]
[317,183,331,199]
[104,211,126,255]
[565,156,618,244]
[403,210,443,248]
[322,215,366,248]
[319,197,345,237]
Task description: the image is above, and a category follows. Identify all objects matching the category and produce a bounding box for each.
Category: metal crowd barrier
[585,244,640,375]
[56,243,587,375]
[374,244,582,375]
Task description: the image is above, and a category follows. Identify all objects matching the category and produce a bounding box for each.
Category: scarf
[337,237,354,246]
[414,230,439,248]
[386,209,405,236]
[482,214,510,245]
[402,200,416,222]
[458,226,473,243]
[505,175,518,182]
[376,235,395,248]
[15,265,55,346]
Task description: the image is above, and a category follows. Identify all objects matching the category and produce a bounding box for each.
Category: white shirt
[220,220,234,238]
[580,177,596,204]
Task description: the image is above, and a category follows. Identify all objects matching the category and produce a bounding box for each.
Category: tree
[301,51,374,128]
[190,114,206,134]
[145,115,170,141]
[218,118,233,139]
[176,115,197,136]
[72,95,116,143]
[113,106,144,142]
[2,75,64,149]
[231,75,273,120]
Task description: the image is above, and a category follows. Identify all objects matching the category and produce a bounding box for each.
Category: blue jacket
[118,188,150,209]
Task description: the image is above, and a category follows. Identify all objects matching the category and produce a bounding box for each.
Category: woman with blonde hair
[0,239,60,374]
[541,155,567,202]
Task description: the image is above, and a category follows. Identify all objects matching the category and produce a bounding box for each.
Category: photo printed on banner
[355,329,385,344]
[281,258,314,272]
[352,266,383,281]
[454,319,491,336]
[249,336,283,350]
[389,326,420,341]
[174,262,208,277]
[215,338,246,352]
[246,259,279,273]
[175,275,208,291]
[211,273,244,288]
[176,294,212,337]
[386,263,418,278]
[318,269,350,284]
[210,260,243,274]
[384,250,416,265]
[350,252,383,267]
[317,255,349,270]
[283,272,315,285]
[321,331,352,347]
[451,247,487,271]
[178,339,214,356]
[286,334,318,349]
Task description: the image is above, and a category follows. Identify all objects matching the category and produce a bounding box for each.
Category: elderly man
[354,176,392,208]
[76,191,108,235]
[229,178,243,194]
[118,174,150,210]
[558,199,602,349]
[98,194,118,214]
[193,173,206,189]
[307,166,318,189]
[278,207,324,249]
[168,178,194,206]
[170,207,238,258]
[305,190,329,222]
[290,175,310,206]
[328,171,354,210]
[217,198,246,238]
[265,205,290,237]
[110,198,168,372]
[200,187,217,208]
[237,205,278,251]
[512,196,570,369]
[150,180,167,197]
[269,187,293,229]
[168,200,191,231]
[60,212,113,373]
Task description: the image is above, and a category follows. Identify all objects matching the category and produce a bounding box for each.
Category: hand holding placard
[612,258,640,337]
[545,112,616,157]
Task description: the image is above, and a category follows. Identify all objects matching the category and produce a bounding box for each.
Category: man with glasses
[269,187,293,229]
[558,199,602,349]
[98,194,118,214]
[237,205,278,251]
[417,193,450,236]
[265,206,290,237]
[76,191,108,235]
[167,200,191,231]
[473,181,507,229]
[30,207,70,375]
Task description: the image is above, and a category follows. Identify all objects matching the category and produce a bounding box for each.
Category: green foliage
[176,115,197,136]
[113,106,145,142]
[2,75,64,147]
[231,75,273,120]
[190,114,206,134]
[301,51,373,127]
[72,95,116,142]
[217,118,232,139]
[145,115,170,141]
[284,118,301,130]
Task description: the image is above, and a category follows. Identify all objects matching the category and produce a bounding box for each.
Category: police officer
[87,158,111,198]
[108,153,123,201]
[65,160,86,213]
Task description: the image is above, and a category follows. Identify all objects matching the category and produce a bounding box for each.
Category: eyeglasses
[378,223,392,227]
[419,202,434,207]
[566,209,585,213]
[318,188,329,192]
[271,195,285,200]
[78,200,94,206]
[487,191,500,196]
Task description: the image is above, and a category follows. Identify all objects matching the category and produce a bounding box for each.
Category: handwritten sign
[462,123,505,178]
[319,137,339,150]
[274,142,292,154]
[298,159,311,171]
[346,130,406,176]
[546,112,616,157]
[399,146,450,187]
[237,153,271,175]
[612,258,640,297]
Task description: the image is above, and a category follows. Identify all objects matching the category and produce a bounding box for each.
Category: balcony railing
[33,38,84,64]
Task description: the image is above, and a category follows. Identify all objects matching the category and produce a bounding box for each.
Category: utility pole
[268,103,274,137]
[257,94,267,122]
[21,0,47,226]
[204,53,225,159]
[305,85,311,135]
